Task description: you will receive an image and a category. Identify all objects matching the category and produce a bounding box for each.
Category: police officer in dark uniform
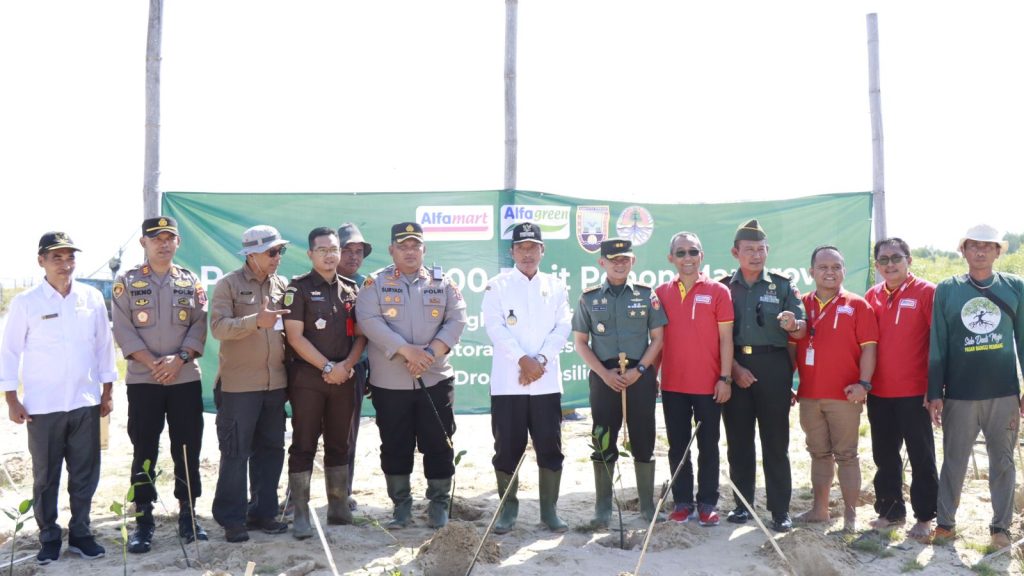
[111,216,209,553]
[355,222,467,530]
[720,219,807,532]
[572,238,667,527]
[283,227,365,539]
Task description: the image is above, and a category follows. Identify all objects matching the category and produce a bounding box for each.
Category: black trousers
[347,361,368,494]
[491,393,564,472]
[27,405,101,543]
[288,365,355,473]
[663,391,721,506]
[722,348,792,514]
[370,379,455,479]
[127,381,204,506]
[867,394,938,522]
[589,365,657,464]
[211,388,286,527]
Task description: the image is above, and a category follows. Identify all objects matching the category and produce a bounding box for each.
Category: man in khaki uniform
[356,222,467,529]
[112,216,208,553]
[210,225,291,542]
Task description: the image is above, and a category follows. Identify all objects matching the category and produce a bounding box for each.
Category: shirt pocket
[129,297,155,328]
[172,304,192,326]
[381,300,404,323]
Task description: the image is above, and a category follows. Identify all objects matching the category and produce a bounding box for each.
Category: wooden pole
[503,0,518,191]
[143,0,164,218]
[866,14,886,245]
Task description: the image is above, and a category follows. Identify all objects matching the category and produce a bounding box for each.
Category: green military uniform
[572,238,668,525]
[720,219,804,527]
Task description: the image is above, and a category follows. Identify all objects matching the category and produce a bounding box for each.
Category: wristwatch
[322,361,335,375]
[536,353,548,367]
[718,375,731,384]
[178,350,191,363]
[858,379,872,392]
[636,364,647,375]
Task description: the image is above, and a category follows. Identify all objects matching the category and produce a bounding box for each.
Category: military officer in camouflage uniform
[355,222,467,530]
[283,227,365,539]
[111,216,209,553]
[572,238,667,526]
[721,219,806,532]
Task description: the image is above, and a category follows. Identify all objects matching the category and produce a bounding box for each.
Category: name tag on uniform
[41,313,58,320]
[805,347,815,366]
[899,298,918,309]
[695,295,712,304]
[759,294,779,304]
[837,305,854,316]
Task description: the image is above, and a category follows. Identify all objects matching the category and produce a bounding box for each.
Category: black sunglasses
[756,301,765,327]
[266,246,287,258]
[674,248,701,258]
[875,254,905,266]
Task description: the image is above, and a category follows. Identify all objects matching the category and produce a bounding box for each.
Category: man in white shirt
[1,232,117,565]
[481,222,572,533]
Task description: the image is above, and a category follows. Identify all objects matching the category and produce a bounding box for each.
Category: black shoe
[771,513,793,532]
[36,541,61,565]
[224,525,250,543]
[727,509,751,524]
[128,524,155,554]
[246,516,288,535]
[179,516,209,543]
[68,535,105,559]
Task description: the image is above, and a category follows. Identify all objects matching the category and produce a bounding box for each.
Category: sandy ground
[2,390,1024,576]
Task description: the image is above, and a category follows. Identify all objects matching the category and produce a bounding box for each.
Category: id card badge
[273,316,284,331]
[805,347,815,366]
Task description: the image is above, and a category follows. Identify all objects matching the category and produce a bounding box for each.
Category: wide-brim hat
[239,225,290,256]
[959,223,1009,252]
[38,231,81,254]
[337,223,373,257]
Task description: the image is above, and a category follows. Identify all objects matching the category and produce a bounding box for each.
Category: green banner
[164,190,872,414]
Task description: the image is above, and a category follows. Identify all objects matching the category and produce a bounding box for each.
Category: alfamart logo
[499,205,571,240]
[416,205,494,241]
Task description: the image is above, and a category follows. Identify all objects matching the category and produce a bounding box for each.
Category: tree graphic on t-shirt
[961,297,1000,335]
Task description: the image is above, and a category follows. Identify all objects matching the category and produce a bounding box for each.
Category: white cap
[958,223,1008,252]
[239,225,290,256]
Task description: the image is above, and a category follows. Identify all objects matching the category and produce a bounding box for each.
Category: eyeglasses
[266,246,287,258]
[674,248,701,258]
[875,254,905,266]
[312,246,341,256]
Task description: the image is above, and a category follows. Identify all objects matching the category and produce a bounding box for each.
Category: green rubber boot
[384,474,413,529]
[325,466,353,525]
[425,477,452,529]
[538,467,569,532]
[591,461,614,529]
[635,460,662,522]
[289,472,313,540]
[493,470,519,534]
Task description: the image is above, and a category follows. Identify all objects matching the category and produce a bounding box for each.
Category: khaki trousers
[799,398,862,497]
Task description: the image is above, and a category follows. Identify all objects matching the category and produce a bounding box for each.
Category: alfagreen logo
[499,205,571,240]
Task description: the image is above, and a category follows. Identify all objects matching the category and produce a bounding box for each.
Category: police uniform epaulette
[290,271,311,282]
[582,285,601,294]
[718,274,733,285]
[633,283,652,290]
[768,272,790,284]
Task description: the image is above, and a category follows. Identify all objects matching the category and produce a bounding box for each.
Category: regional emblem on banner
[576,206,610,253]
[616,205,655,246]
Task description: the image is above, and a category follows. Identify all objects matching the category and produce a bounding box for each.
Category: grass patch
[859,422,870,437]
[971,563,998,576]
[964,540,999,555]
[900,560,924,572]
[879,528,900,542]
[847,533,894,558]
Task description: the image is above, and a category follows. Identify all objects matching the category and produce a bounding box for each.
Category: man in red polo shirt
[655,232,734,526]
[864,238,937,540]
[792,245,878,532]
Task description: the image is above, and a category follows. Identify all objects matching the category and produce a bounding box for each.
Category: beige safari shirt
[209,264,288,393]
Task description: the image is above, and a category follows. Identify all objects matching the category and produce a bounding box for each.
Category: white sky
[2,0,1023,285]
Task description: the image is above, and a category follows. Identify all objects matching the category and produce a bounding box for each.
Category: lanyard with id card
[805,294,839,367]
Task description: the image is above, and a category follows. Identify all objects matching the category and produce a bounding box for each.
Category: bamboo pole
[503,0,518,190]
[143,0,164,218]
[866,14,886,247]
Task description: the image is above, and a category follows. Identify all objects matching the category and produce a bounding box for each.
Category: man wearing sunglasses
[928,224,1024,549]
[655,232,734,526]
[209,225,292,542]
[283,227,366,538]
[720,219,806,532]
[863,238,937,541]
[573,238,667,526]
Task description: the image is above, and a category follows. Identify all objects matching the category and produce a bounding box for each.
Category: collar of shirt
[600,278,635,295]
[675,272,710,301]
[40,279,67,301]
[814,290,842,311]
[307,269,339,289]
[882,273,915,298]
[730,268,771,288]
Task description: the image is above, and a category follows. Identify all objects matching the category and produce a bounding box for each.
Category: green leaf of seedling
[3,509,15,520]
[132,512,142,518]
[127,485,135,501]
[15,521,24,531]
[142,459,152,474]
[622,440,632,453]
[110,502,123,515]
[120,525,128,540]
[454,450,468,466]
[18,499,33,515]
